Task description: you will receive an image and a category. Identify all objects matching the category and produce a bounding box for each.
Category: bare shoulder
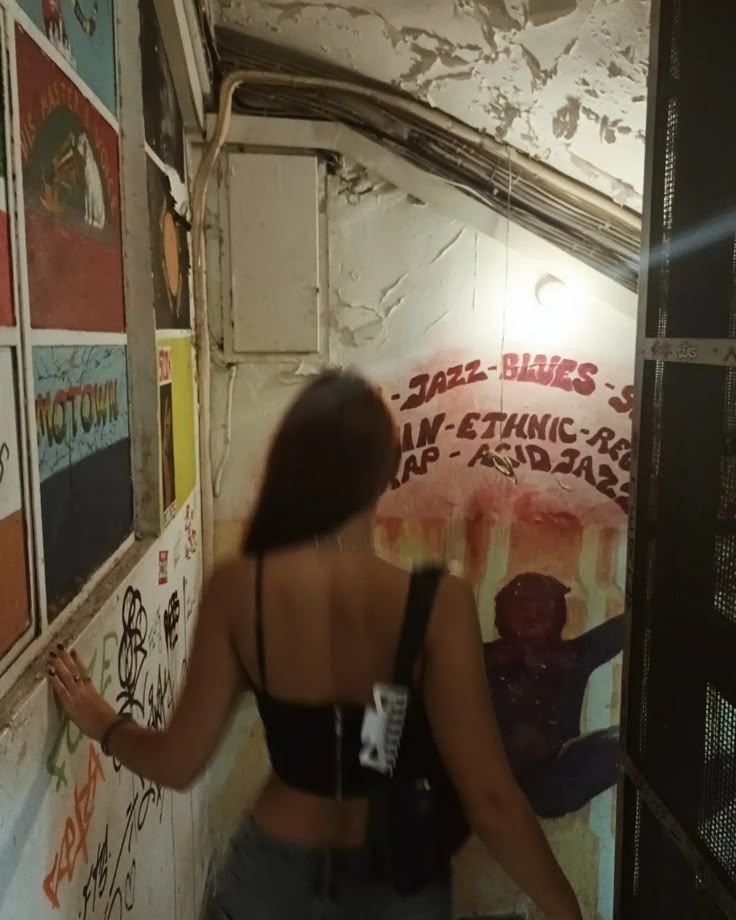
[347,556,477,639]
[427,571,479,642]
[207,554,252,589]
[436,570,475,604]
[202,555,254,618]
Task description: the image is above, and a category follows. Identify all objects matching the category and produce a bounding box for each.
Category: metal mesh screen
[618,0,736,915]
[620,781,730,920]
[699,686,736,879]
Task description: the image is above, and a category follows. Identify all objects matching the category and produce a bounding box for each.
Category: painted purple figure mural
[484,573,624,819]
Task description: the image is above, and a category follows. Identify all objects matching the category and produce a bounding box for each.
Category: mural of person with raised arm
[484,572,624,819]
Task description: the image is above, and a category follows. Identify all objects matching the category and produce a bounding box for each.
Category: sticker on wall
[158,549,169,585]
[0,349,31,656]
[0,67,14,327]
[16,0,117,115]
[148,156,190,330]
[33,344,133,617]
[17,27,124,332]
[139,0,184,178]
[158,337,196,524]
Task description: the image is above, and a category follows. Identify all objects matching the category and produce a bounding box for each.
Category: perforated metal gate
[615,0,736,917]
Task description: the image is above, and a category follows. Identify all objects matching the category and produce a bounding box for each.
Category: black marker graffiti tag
[146,663,173,733]
[105,859,135,920]
[80,826,109,919]
[184,504,198,558]
[0,441,10,484]
[116,587,148,719]
[163,591,180,651]
[104,793,140,920]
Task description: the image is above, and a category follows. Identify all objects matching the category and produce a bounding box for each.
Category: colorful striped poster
[16,0,117,115]
[33,344,133,615]
[0,349,30,656]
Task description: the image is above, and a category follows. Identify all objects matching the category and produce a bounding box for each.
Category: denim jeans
[215,820,452,920]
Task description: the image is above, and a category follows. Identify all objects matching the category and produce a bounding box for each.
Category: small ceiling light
[535,274,567,309]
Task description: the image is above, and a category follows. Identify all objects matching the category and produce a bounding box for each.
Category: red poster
[0,67,14,326]
[16,27,124,332]
[0,211,13,326]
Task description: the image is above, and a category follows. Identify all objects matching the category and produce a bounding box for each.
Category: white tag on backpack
[359,683,408,775]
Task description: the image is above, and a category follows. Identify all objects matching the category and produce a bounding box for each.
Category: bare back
[208,542,530,867]
[223,547,415,847]
[232,549,412,703]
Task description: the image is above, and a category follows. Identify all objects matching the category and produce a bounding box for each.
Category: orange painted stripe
[0,508,30,656]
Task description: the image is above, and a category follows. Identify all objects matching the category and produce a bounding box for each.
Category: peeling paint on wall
[215,0,649,209]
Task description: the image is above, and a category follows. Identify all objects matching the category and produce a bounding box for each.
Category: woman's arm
[423,575,582,920]
[48,562,247,791]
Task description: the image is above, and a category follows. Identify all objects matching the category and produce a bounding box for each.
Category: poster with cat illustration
[139,0,184,178]
[16,26,124,332]
[16,0,117,115]
[148,156,191,330]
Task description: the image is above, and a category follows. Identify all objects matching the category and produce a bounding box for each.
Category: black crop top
[252,557,381,799]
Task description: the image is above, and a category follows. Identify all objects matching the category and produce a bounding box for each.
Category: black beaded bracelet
[101,714,132,756]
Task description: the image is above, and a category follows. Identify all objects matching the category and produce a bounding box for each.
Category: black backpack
[364,567,470,896]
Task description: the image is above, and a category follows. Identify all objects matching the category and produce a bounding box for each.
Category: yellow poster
[157,336,196,521]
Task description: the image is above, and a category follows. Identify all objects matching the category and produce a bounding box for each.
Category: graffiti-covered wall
[0,1,206,918]
[0,498,207,919]
[210,156,635,918]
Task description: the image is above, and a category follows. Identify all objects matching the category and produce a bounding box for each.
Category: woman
[48,370,582,920]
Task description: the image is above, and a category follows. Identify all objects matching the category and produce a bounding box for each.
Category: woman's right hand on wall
[47,644,118,741]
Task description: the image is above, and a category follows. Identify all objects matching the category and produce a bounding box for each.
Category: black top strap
[255,555,268,690]
[393,567,443,686]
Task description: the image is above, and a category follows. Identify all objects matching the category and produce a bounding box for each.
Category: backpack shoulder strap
[254,555,268,690]
[392,567,444,686]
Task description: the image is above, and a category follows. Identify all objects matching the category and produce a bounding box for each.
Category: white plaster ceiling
[215,0,650,212]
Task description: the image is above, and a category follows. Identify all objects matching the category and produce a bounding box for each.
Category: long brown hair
[243,370,400,554]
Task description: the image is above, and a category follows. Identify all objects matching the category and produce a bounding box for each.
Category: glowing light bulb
[535,274,567,310]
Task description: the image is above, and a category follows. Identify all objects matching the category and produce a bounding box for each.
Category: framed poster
[17,27,124,332]
[139,0,184,178]
[16,0,117,114]
[0,349,30,655]
[148,156,190,330]
[33,344,133,615]
[158,344,176,523]
[0,66,13,327]
[158,338,195,524]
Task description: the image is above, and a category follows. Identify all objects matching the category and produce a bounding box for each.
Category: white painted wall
[210,153,636,531]
[0,498,208,920]
[215,0,650,210]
